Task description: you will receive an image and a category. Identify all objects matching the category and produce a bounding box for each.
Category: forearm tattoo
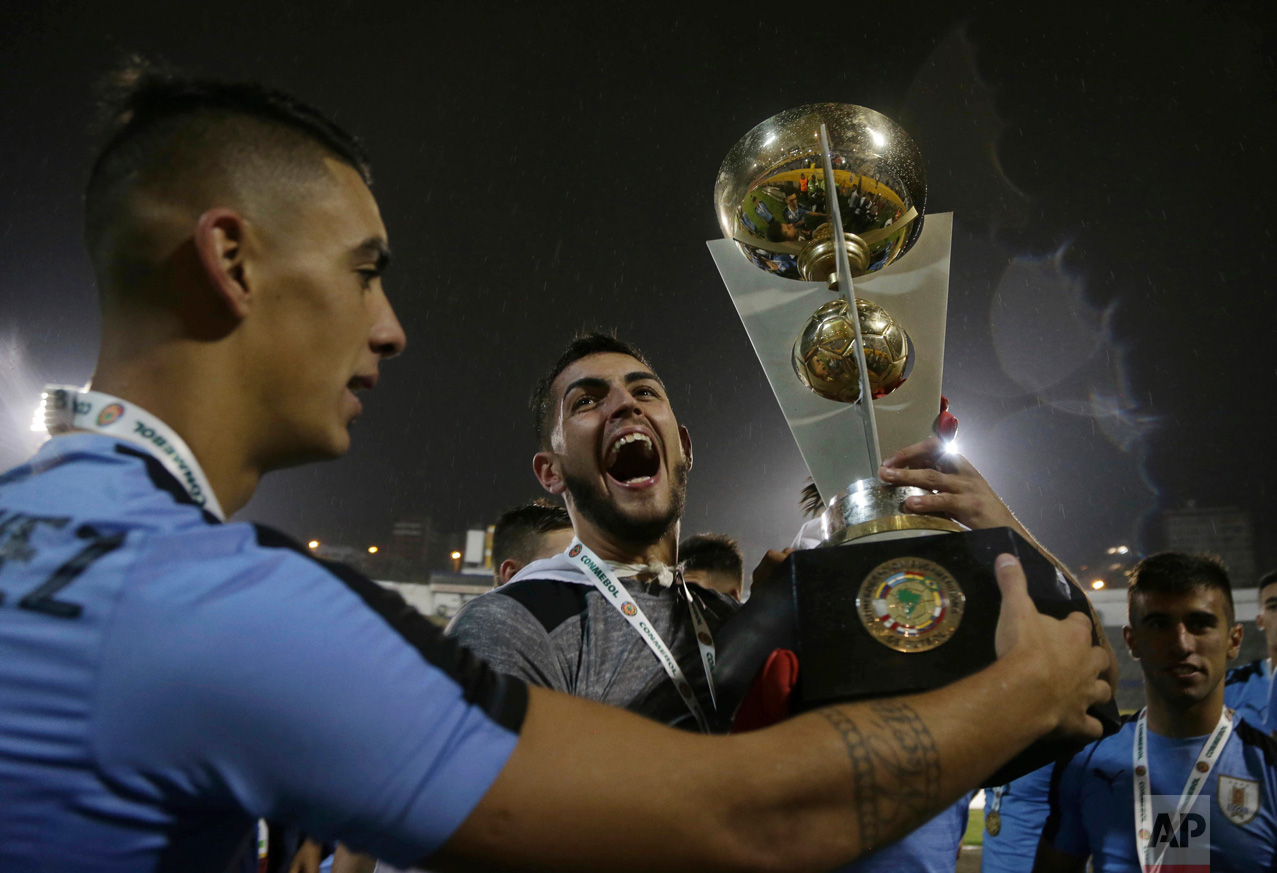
[820,701,940,849]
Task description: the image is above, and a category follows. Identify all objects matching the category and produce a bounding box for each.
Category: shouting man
[447,334,736,731]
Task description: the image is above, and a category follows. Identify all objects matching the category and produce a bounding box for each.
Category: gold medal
[985,809,1001,836]
[856,556,965,653]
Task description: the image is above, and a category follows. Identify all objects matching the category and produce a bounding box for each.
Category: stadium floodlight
[31,399,47,433]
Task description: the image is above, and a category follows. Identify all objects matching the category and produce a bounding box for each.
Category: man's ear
[1227,622,1245,661]
[499,559,522,585]
[193,208,252,320]
[1122,625,1138,660]
[679,425,693,472]
[533,451,566,495]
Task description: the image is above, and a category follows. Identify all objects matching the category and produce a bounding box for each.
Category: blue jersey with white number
[0,435,526,872]
[1044,714,1277,872]
[980,764,1053,873]
[1226,659,1271,733]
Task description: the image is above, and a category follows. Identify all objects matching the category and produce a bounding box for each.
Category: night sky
[1,2,1273,577]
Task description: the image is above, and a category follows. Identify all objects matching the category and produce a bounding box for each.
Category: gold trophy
[707,105,1115,781]
[708,102,960,551]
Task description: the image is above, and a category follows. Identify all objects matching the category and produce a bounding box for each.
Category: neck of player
[1144,680,1227,738]
[90,348,261,518]
[572,514,679,567]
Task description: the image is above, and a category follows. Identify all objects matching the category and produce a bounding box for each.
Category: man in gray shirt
[447,333,738,731]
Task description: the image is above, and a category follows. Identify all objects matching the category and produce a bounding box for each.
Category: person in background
[979,765,1054,873]
[1034,553,1277,872]
[1224,567,1277,729]
[489,499,574,586]
[679,532,745,601]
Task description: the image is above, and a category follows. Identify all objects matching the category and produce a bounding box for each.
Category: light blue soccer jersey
[1226,658,1271,732]
[0,435,526,872]
[980,764,1053,873]
[1044,714,1277,872]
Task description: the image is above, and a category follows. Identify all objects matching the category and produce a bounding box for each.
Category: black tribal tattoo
[820,701,941,849]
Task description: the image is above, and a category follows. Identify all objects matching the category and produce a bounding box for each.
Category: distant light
[1117,545,1129,555]
[1106,547,1117,555]
[367,546,378,554]
[450,551,462,560]
[943,439,960,455]
[31,397,48,433]
[308,540,319,549]
[869,128,886,148]
[1091,579,1105,590]
[763,133,777,147]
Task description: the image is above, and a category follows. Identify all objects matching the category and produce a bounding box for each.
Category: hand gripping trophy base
[820,478,963,545]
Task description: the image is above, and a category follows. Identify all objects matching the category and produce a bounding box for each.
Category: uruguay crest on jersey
[1218,775,1260,825]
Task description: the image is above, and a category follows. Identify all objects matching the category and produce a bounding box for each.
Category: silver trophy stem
[821,477,964,545]
[818,123,882,470]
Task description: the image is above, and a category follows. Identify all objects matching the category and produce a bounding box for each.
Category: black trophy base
[711,527,1119,786]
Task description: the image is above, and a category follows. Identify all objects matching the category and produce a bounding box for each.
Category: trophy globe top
[713,103,927,283]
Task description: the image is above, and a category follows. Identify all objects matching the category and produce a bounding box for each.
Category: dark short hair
[679,533,743,580]
[491,499,572,580]
[799,480,824,519]
[1258,569,1277,599]
[85,57,371,287]
[529,331,655,448]
[1127,552,1235,626]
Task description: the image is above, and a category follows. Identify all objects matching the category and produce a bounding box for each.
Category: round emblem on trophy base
[856,556,965,653]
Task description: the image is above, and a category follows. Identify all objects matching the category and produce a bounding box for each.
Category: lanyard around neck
[563,539,717,732]
[42,386,226,521]
[1132,707,1232,872]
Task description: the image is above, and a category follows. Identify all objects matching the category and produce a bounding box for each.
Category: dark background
[1,1,1273,577]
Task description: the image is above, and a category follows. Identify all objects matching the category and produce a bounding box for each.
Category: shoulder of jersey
[490,576,591,635]
[1079,711,1141,760]
[1226,659,1266,686]
[1234,718,1277,769]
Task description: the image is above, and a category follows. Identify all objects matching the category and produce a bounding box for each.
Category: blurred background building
[311,517,496,626]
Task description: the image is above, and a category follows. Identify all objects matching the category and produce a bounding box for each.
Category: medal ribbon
[42,386,226,521]
[987,785,1005,815]
[1132,707,1232,873]
[564,539,716,732]
[678,578,719,711]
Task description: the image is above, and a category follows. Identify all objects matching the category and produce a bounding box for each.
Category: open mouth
[606,432,660,485]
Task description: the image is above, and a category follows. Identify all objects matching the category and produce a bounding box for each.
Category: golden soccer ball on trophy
[792,297,911,403]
